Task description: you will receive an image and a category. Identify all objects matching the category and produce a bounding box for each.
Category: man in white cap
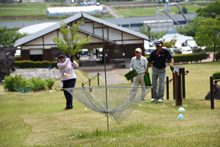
[146,41,174,102]
[129,48,148,101]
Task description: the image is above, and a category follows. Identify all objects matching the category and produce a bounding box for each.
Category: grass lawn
[116,4,203,17]
[0,10,46,16]
[0,62,220,146]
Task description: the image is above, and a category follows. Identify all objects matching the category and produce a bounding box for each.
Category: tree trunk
[213,43,216,62]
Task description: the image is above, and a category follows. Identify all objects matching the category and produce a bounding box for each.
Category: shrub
[4,75,15,91]
[13,75,27,88]
[51,61,58,68]
[45,78,55,89]
[15,60,78,68]
[145,53,209,64]
[215,52,220,60]
[30,78,46,91]
[213,72,220,80]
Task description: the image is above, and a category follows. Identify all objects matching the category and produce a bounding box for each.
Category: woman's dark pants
[63,79,76,109]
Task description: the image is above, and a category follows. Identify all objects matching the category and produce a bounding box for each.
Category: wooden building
[14,13,150,64]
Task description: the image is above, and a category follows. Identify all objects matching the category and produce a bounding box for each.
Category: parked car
[181,46,192,54]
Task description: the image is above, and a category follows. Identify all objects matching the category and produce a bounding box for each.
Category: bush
[45,78,55,89]
[15,60,78,68]
[213,72,220,80]
[4,74,55,91]
[145,53,209,63]
[30,78,46,91]
[215,52,220,60]
[15,60,35,68]
[13,75,27,88]
[4,75,15,91]
[51,61,58,68]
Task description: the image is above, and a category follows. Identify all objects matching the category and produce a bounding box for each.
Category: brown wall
[104,44,145,63]
[43,49,52,61]
[21,50,30,60]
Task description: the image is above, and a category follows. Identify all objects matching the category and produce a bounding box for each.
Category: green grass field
[116,4,203,17]
[0,62,220,146]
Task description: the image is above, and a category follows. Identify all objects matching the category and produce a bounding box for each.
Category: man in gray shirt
[129,48,148,101]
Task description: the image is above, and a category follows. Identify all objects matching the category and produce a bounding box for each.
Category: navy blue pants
[63,78,76,109]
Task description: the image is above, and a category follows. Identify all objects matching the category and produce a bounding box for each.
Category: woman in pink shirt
[57,52,79,110]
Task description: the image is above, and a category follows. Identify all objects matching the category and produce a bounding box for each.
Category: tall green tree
[53,18,91,57]
[0,27,27,48]
[195,17,220,61]
[196,1,220,18]
[176,17,204,37]
[139,24,167,44]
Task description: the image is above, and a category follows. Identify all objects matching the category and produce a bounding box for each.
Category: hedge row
[145,53,209,63]
[4,75,55,91]
[15,60,79,68]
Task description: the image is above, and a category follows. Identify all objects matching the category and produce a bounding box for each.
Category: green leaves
[195,18,220,61]
[196,1,220,18]
[52,18,91,56]
[0,27,27,47]
[139,24,167,44]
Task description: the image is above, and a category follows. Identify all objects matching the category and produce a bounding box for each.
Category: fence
[82,72,100,87]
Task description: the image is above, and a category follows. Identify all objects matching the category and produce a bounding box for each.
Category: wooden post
[6,54,10,76]
[210,76,214,109]
[182,68,186,98]
[166,76,169,100]
[97,72,100,86]
[175,72,182,106]
[89,78,91,87]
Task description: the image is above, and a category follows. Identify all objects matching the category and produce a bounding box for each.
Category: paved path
[86,68,129,85]
[104,5,122,18]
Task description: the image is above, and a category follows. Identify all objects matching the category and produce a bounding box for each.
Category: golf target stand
[62,86,152,130]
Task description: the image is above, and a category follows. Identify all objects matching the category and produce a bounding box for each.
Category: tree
[139,24,167,45]
[162,37,177,49]
[182,6,187,14]
[196,1,220,18]
[0,27,27,48]
[195,18,220,61]
[52,18,91,58]
[176,17,205,37]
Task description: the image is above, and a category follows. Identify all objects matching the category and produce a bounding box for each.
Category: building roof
[14,13,149,47]
[104,13,196,25]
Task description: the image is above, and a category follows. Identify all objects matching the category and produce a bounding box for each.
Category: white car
[181,46,192,54]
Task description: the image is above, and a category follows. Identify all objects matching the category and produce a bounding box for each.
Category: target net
[63,86,152,124]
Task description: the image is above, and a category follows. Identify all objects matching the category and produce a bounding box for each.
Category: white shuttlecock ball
[178,107,185,112]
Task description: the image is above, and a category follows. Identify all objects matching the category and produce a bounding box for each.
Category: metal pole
[102,23,109,132]
[210,76,214,109]
[82,83,84,87]
[166,76,169,100]
[89,78,91,87]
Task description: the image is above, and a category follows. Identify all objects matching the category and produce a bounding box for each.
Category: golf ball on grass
[178,114,184,119]
[178,107,185,112]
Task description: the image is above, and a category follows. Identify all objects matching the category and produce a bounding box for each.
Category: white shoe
[141,99,146,101]
[158,98,163,102]
[151,98,156,102]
